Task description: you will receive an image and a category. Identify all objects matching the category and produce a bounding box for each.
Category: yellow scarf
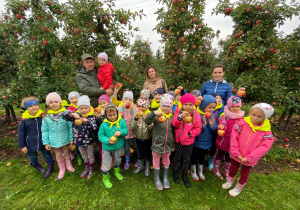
[144,109,151,115]
[220,113,225,117]
[22,110,43,119]
[62,100,69,107]
[244,116,271,132]
[197,106,205,115]
[158,107,172,119]
[97,105,104,111]
[70,103,78,108]
[47,107,66,114]
[215,103,223,110]
[151,99,160,109]
[173,100,179,105]
[104,114,122,128]
[77,107,94,117]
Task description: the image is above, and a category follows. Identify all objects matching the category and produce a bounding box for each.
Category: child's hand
[71,113,80,119]
[21,147,28,153]
[202,115,207,126]
[172,147,175,152]
[180,111,189,118]
[130,104,134,112]
[237,87,245,92]
[82,118,89,123]
[100,87,104,90]
[209,117,214,127]
[94,112,100,118]
[134,112,139,118]
[109,138,117,144]
[114,87,120,93]
[218,125,225,129]
[241,157,248,163]
[114,131,121,137]
[237,156,243,161]
[122,103,126,109]
[142,114,147,119]
[154,111,162,116]
[45,144,51,151]
[177,86,183,90]
[70,141,74,146]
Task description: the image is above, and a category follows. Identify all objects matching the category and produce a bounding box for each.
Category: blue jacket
[200,79,232,105]
[212,105,225,122]
[42,114,73,148]
[18,117,44,152]
[194,114,217,150]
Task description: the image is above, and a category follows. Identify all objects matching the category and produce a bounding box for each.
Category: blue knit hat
[199,94,217,112]
[154,88,164,96]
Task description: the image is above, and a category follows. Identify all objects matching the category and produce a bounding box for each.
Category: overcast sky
[1,0,299,55]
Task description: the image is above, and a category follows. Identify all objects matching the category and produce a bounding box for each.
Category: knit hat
[191,90,201,97]
[227,96,242,108]
[180,93,196,105]
[140,89,150,99]
[211,93,220,98]
[98,52,108,62]
[199,94,217,112]
[46,92,62,106]
[137,98,150,108]
[168,91,175,99]
[250,103,274,119]
[154,88,164,96]
[160,94,174,107]
[122,91,133,101]
[68,91,80,100]
[77,95,91,107]
[98,94,110,103]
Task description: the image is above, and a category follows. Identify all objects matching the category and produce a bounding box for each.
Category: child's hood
[199,94,217,111]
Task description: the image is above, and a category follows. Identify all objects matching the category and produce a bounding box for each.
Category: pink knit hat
[227,96,242,108]
[180,93,196,105]
[46,92,62,105]
[98,52,108,62]
[98,94,110,103]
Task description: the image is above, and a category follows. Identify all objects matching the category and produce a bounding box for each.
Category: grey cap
[81,53,94,60]
[77,95,91,107]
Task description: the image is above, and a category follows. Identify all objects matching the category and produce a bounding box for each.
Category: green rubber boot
[114,167,123,181]
[103,173,112,189]
[77,154,83,166]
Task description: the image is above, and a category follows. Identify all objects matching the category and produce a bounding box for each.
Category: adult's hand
[106,88,113,96]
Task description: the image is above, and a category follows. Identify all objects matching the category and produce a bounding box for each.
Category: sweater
[97,63,114,90]
[143,77,168,97]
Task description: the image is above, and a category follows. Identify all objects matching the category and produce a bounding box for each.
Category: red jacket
[97,63,114,89]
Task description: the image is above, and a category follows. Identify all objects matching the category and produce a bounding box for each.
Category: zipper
[36,118,39,152]
[219,137,225,145]
[242,130,252,156]
[164,119,169,154]
[142,119,144,141]
[57,121,59,146]
[214,82,219,93]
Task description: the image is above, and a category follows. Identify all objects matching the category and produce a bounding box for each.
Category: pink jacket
[230,119,274,166]
[118,104,138,139]
[172,108,202,145]
[216,116,243,152]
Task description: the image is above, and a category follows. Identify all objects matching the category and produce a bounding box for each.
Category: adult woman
[143,66,168,98]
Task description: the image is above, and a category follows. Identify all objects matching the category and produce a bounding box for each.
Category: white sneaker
[229,187,241,197]
[222,181,233,189]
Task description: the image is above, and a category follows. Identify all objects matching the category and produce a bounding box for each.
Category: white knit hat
[77,95,90,107]
[250,103,274,119]
[68,91,80,100]
[122,91,133,101]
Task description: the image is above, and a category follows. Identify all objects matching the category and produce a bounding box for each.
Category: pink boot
[65,158,75,172]
[213,159,224,180]
[229,182,246,197]
[57,160,66,180]
[222,175,236,189]
[70,151,75,161]
[224,161,231,180]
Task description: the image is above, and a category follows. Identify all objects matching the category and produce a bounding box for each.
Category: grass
[0,158,299,209]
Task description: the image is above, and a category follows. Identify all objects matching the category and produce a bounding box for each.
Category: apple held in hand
[237,90,246,97]
[184,116,192,123]
[111,136,117,142]
[94,107,101,114]
[69,144,76,151]
[175,89,181,95]
[217,130,225,137]
[204,112,211,118]
[195,99,201,106]
[137,111,144,118]
[115,83,122,89]
[125,102,131,109]
[75,118,83,126]
[157,115,166,123]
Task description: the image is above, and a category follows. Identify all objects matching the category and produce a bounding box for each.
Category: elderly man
[76,54,113,107]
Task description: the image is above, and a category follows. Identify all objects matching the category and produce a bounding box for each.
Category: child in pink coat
[222,103,275,197]
[214,96,245,180]
[172,93,202,188]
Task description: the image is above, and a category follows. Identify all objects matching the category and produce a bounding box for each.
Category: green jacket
[131,116,153,140]
[145,111,174,154]
[98,118,128,151]
[76,67,106,107]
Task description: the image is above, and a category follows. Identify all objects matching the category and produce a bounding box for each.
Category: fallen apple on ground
[7,162,12,166]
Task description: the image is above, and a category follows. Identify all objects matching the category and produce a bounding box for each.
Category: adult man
[76,54,113,107]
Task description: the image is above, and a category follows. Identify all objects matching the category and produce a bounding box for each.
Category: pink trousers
[152,151,171,169]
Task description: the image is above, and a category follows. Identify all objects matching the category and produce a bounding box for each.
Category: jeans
[27,148,54,165]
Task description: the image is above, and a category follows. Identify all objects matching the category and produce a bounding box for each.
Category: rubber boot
[103,173,112,189]
[172,169,180,184]
[31,162,46,173]
[87,166,93,180]
[224,161,231,180]
[80,163,90,178]
[65,158,75,172]
[190,164,199,181]
[222,176,236,189]
[144,161,150,177]
[213,159,224,180]
[197,164,205,180]
[182,170,191,188]
[124,155,130,169]
[153,168,163,190]
[133,159,144,174]
[77,154,83,165]
[57,160,66,180]
[43,162,54,178]
[163,167,170,189]
[70,151,75,161]
[208,156,214,170]
[229,182,246,197]
[114,166,123,181]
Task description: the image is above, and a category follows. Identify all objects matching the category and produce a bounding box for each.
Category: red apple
[204,112,211,118]
[157,115,166,123]
[256,20,260,25]
[195,99,201,106]
[285,138,289,142]
[12,131,16,134]
[74,28,79,34]
[237,90,246,97]
[94,107,101,114]
[74,118,83,126]
[115,83,122,89]
[43,40,48,45]
[175,89,181,95]
[235,33,241,38]
[69,144,76,151]
[245,7,250,13]
[179,37,184,42]
[184,116,192,123]
[22,60,25,63]
[192,17,197,22]
[284,144,289,148]
[68,49,73,53]
[271,102,277,106]
[129,79,133,83]
[255,5,260,10]
[16,14,21,19]
[271,65,276,70]
[232,88,237,93]
[125,102,131,109]
[217,130,225,137]
[180,8,185,13]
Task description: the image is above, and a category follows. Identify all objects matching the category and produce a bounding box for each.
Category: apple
[69,144,76,151]
[115,83,122,89]
[271,102,277,106]
[7,162,12,166]
[173,0,177,4]
[192,45,196,49]
[74,118,83,126]
[180,8,185,13]
[255,5,260,10]
[284,144,289,148]
[192,17,197,22]
[68,49,73,53]
[195,99,201,106]
[111,136,117,142]
[45,28,51,32]
[125,102,131,109]
[74,28,79,34]
[157,115,166,123]
[217,130,225,137]
[123,20,127,24]
[237,90,246,97]
[175,89,181,95]
[271,65,276,70]
[256,20,260,25]
[232,88,237,93]
[137,111,144,118]
[285,138,289,142]
[12,131,16,134]
[94,107,101,114]
[16,14,21,19]
[43,40,48,45]
[184,116,192,123]
[129,79,133,83]
[254,67,259,70]
[245,7,250,13]
[47,2,52,6]
[22,60,25,63]
[179,37,184,42]
[204,112,211,118]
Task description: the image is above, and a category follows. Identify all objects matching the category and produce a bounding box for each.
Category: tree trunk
[283,108,294,131]
[9,105,17,122]
[278,109,287,128]
[5,106,11,122]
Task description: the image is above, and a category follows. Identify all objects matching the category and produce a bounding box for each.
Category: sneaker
[222,181,233,189]
[124,162,130,170]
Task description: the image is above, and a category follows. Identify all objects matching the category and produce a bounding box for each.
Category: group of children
[17,53,275,197]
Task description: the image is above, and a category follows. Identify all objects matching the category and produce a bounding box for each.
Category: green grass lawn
[1,158,299,209]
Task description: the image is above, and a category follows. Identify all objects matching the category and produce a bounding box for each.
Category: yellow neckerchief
[220,113,225,117]
[47,107,66,114]
[173,100,179,105]
[151,99,160,109]
[70,103,78,108]
[22,109,43,119]
[97,105,104,111]
[197,106,205,115]
[158,107,172,119]
[118,101,134,108]
[144,109,151,115]
[244,116,271,132]
[77,107,94,117]
[215,103,223,110]
[104,114,122,128]
[62,100,69,107]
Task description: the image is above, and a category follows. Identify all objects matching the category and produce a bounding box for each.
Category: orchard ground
[0,104,299,209]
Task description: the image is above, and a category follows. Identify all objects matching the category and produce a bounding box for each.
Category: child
[67,91,80,112]
[18,96,54,178]
[42,92,75,180]
[172,93,202,188]
[62,95,98,180]
[190,94,217,181]
[98,104,129,189]
[222,103,274,197]
[118,90,138,169]
[150,88,164,111]
[167,91,176,114]
[212,93,225,121]
[140,89,151,99]
[214,96,245,180]
[131,98,153,176]
[145,94,175,190]
[97,52,114,90]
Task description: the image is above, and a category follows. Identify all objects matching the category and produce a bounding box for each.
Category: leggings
[54,145,71,162]
[229,158,252,185]
[173,143,193,171]
[124,138,138,162]
[190,147,208,165]
[78,144,95,166]
[215,148,231,162]
[136,139,152,162]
